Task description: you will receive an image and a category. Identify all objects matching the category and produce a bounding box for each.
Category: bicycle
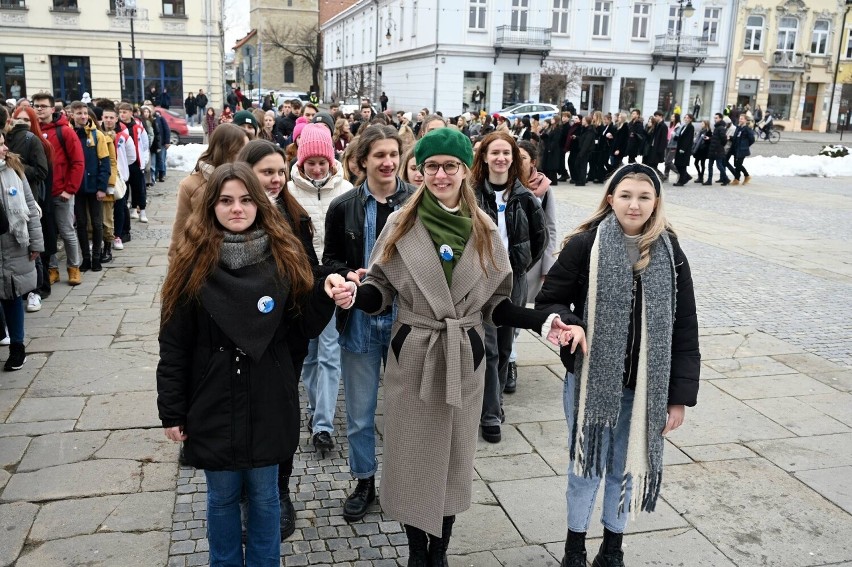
[753,126,780,144]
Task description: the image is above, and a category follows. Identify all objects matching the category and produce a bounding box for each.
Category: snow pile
[168,144,206,172]
[818,145,850,158]
[743,154,852,177]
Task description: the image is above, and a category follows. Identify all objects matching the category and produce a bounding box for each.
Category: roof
[232,29,258,51]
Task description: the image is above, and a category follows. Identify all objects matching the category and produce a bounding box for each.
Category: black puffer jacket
[157,262,334,471]
[709,121,728,158]
[476,179,547,275]
[5,124,49,202]
[535,226,700,407]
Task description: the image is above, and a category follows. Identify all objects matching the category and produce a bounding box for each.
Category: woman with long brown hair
[470,130,547,440]
[326,128,567,565]
[158,162,336,566]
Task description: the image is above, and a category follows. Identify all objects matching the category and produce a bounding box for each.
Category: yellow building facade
[727,0,848,132]
[0,0,224,109]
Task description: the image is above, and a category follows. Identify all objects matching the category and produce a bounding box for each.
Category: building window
[162,0,184,16]
[847,27,852,58]
[399,5,404,39]
[511,0,528,32]
[412,1,417,36]
[468,0,486,30]
[52,0,77,10]
[503,73,530,108]
[777,17,798,54]
[592,1,611,38]
[667,5,680,35]
[0,54,26,101]
[51,55,90,102]
[361,29,365,53]
[284,60,294,83]
[702,7,721,43]
[121,58,183,105]
[811,20,830,55]
[618,77,645,113]
[744,15,763,52]
[632,3,650,40]
[767,80,794,120]
[552,0,569,35]
[1,1,27,8]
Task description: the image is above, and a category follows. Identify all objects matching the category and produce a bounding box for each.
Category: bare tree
[539,60,582,106]
[262,22,322,92]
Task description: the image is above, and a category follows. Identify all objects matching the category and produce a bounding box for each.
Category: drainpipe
[205,0,212,96]
[432,0,440,112]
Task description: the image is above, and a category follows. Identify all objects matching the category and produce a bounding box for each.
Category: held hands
[164,426,187,443]
[544,316,571,347]
[324,274,357,308]
[662,405,685,435]
[556,325,588,355]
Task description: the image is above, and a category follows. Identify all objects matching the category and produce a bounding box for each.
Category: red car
[155,107,189,145]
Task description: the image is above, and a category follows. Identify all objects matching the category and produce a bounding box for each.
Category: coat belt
[396,309,483,408]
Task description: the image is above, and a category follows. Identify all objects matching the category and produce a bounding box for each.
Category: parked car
[155,107,189,145]
[495,102,560,122]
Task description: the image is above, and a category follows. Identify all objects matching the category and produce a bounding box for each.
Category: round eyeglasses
[420,161,462,176]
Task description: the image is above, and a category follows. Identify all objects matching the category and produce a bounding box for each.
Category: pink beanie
[297,123,336,166]
[292,116,309,142]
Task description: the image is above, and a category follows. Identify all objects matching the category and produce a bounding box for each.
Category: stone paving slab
[1,459,141,502]
[15,531,170,567]
[450,503,524,554]
[746,432,852,471]
[797,392,852,427]
[474,453,556,482]
[502,366,565,425]
[0,501,38,567]
[94,428,179,463]
[28,494,126,542]
[0,436,29,469]
[794,466,852,515]
[0,420,76,438]
[6,396,85,423]
[0,353,46,390]
[75,391,160,431]
[0,388,23,422]
[17,430,109,472]
[26,335,114,352]
[664,459,852,566]
[744,397,851,436]
[704,355,799,378]
[27,349,158,397]
[710,373,837,400]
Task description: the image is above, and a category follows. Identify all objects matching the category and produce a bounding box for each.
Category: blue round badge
[497,203,506,213]
[439,244,454,262]
[8,187,17,196]
[257,296,275,314]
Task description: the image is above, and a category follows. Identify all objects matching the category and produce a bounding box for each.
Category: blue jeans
[155,147,168,179]
[303,314,341,434]
[204,465,280,567]
[1,297,25,344]
[563,372,635,534]
[340,315,391,478]
[711,157,730,183]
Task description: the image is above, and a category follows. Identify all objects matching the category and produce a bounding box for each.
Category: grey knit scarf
[220,229,270,270]
[571,212,676,515]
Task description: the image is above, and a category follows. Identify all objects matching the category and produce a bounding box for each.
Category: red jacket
[41,113,84,197]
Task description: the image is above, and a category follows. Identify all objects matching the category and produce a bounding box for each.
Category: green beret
[415,127,474,169]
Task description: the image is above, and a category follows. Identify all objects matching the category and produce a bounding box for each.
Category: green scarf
[417,189,472,286]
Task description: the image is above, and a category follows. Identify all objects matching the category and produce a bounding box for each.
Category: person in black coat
[183,93,197,127]
[673,114,695,186]
[565,116,582,183]
[572,115,596,186]
[557,112,572,180]
[536,163,699,567]
[609,112,630,171]
[539,118,563,184]
[590,113,612,182]
[644,111,668,171]
[706,113,730,185]
[158,163,335,564]
[730,114,755,185]
[626,109,646,163]
[691,120,711,184]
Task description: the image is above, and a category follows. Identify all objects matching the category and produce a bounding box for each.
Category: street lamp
[115,0,140,102]
[672,0,695,114]
[828,0,852,133]
[243,45,254,96]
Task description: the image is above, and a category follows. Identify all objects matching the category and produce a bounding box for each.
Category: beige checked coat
[360,210,512,537]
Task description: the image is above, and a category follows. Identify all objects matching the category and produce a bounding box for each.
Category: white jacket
[287,160,353,257]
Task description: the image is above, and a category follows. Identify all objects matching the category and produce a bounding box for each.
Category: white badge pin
[439,244,454,262]
[257,296,275,314]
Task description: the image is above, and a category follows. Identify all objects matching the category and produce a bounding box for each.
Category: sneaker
[139,210,148,223]
[312,431,335,455]
[113,237,124,250]
[4,343,27,371]
[26,292,42,313]
[130,209,140,220]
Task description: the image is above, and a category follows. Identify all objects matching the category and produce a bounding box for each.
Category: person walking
[609,112,630,171]
[644,111,668,173]
[379,91,388,113]
[673,114,695,186]
[517,140,558,303]
[325,127,569,565]
[691,120,711,184]
[626,109,645,164]
[536,163,700,567]
[730,114,755,186]
[705,113,730,186]
[184,92,197,127]
[157,162,336,566]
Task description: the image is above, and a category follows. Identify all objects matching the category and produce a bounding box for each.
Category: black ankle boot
[592,528,624,567]
[561,530,587,567]
[80,257,91,272]
[101,242,113,263]
[279,492,296,540]
[405,524,429,567]
[343,476,375,522]
[504,361,517,393]
[427,515,454,567]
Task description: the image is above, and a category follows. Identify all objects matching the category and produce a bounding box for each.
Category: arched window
[284,60,294,83]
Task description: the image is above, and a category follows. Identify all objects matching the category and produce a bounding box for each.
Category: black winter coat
[157,260,335,471]
[652,121,668,159]
[539,125,563,173]
[611,123,629,159]
[627,119,646,156]
[5,124,49,201]
[574,126,596,161]
[693,127,711,160]
[475,179,547,275]
[732,125,754,159]
[674,122,695,167]
[535,227,700,407]
[184,97,197,117]
[709,122,728,158]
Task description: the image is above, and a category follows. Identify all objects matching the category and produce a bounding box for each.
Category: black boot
[101,241,113,264]
[504,361,518,394]
[405,524,429,567]
[91,248,103,272]
[278,472,296,540]
[427,515,454,567]
[343,476,375,522]
[561,530,587,567]
[80,256,91,272]
[592,528,624,567]
[4,343,27,371]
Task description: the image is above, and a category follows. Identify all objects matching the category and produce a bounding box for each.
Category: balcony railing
[652,34,709,58]
[770,51,808,72]
[494,25,551,49]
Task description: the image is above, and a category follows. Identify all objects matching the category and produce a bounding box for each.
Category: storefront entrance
[580,80,606,113]
[51,56,91,104]
[801,83,818,131]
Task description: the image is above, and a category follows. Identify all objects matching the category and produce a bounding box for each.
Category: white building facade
[322,0,734,120]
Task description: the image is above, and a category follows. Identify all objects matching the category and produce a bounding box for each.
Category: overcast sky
[224,1,251,52]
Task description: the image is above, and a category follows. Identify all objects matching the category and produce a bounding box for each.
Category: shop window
[767,80,794,121]
[122,58,183,104]
[618,77,645,113]
[0,54,26,101]
[744,16,763,52]
[463,71,490,112]
[737,79,759,110]
[688,81,713,119]
[658,79,683,117]
[51,55,90,103]
[502,73,529,108]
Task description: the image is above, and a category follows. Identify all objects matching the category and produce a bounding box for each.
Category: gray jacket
[0,165,44,300]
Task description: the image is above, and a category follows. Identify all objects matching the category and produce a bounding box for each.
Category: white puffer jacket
[288,160,353,257]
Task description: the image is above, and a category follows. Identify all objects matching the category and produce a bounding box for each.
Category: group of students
[157,97,701,566]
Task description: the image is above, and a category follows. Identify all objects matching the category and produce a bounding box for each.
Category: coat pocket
[390,323,412,360]
[467,327,485,371]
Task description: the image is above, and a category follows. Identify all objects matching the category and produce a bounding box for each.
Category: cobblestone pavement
[1,169,851,567]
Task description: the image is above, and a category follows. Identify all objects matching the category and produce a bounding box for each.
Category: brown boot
[48,267,60,284]
[743,175,751,185]
[67,267,82,286]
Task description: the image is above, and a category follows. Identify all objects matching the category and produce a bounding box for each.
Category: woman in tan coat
[327,128,568,566]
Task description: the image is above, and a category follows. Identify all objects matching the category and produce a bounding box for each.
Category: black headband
[607,163,662,196]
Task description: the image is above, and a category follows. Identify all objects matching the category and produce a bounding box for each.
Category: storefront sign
[738,79,758,95]
[769,81,793,94]
[576,66,616,78]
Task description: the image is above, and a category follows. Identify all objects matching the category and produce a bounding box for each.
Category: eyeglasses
[420,161,462,176]
[32,104,51,110]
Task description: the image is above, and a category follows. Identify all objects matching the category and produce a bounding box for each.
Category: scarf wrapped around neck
[526,167,551,199]
[0,161,32,247]
[571,212,676,515]
[417,189,472,286]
